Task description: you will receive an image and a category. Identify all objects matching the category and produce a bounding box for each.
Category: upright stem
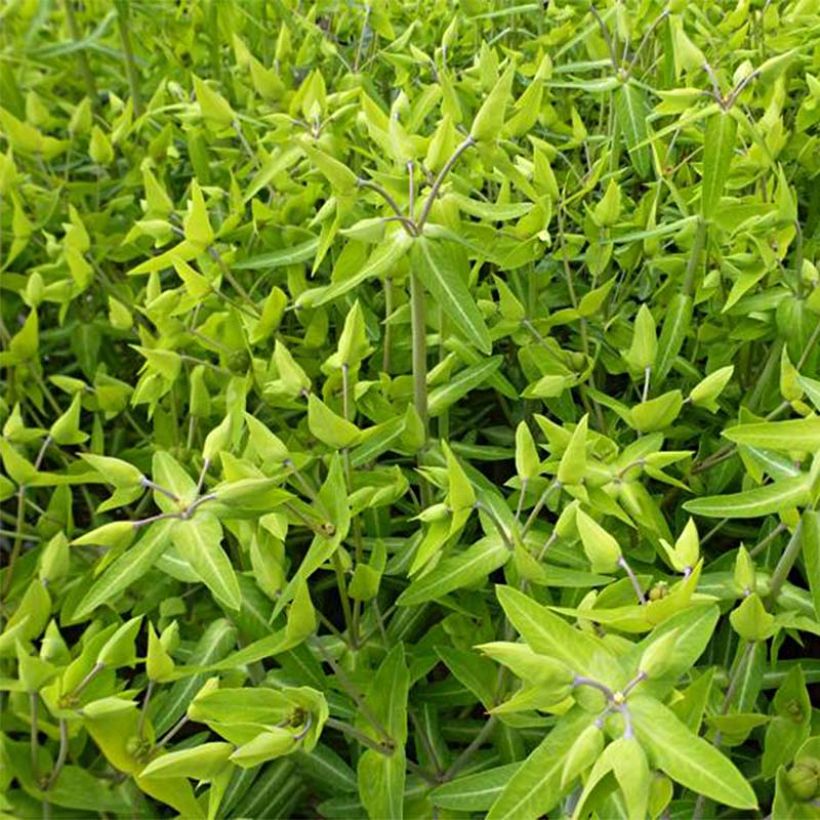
[45,719,69,791]
[410,272,429,443]
[115,1,142,116]
[693,640,755,819]
[443,715,497,780]
[382,277,393,373]
[521,481,560,538]
[475,501,514,552]
[410,271,431,506]
[683,218,706,296]
[341,363,363,645]
[416,136,475,231]
[767,519,803,608]
[332,552,356,647]
[357,180,414,232]
[137,680,154,739]
[2,483,26,596]
[62,0,97,103]
[30,693,39,779]
[618,556,647,605]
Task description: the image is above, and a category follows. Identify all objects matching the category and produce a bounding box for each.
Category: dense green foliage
[1,0,820,817]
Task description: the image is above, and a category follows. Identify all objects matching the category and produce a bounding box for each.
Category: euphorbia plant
[1,1,819,818]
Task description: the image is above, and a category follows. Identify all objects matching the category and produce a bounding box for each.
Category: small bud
[96,616,142,669]
[515,421,540,481]
[733,546,756,595]
[593,179,621,227]
[477,642,573,688]
[415,503,450,523]
[786,760,819,801]
[639,628,679,678]
[576,509,621,573]
[146,622,175,682]
[729,592,774,641]
[561,724,604,787]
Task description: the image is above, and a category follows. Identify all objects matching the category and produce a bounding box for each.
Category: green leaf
[615,81,651,179]
[428,357,502,417]
[701,111,738,218]
[412,237,492,354]
[629,390,683,432]
[515,420,540,481]
[630,695,758,810]
[495,585,612,677]
[184,179,214,248]
[96,616,142,668]
[431,764,521,811]
[398,537,509,606]
[683,474,811,518]
[141,743,234,781]
[171,513,241,611]
[730,593,775,641]
[303,144,358,194]
[50,393,88,445]
[307,394,361,449]
[802,511,820,620]
[152,451,197,507]
[79,453,144,487]
[301,230,412,308]
[193,75,235,129]
[234,238,319,271]
[471,64,515,141]
[689,366,734,411]
[357,645,409,819]
[654,294,692,386]
[576,508,621,573]
[487,709,594,819]
[623,304,657,373]
[557,414,587,485]
[73,520,174,620]
[722,417,820,452]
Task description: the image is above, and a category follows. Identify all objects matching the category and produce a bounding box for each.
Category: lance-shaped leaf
[683,474,811,518]
[803,511,820,620]
[412,237,492,354]
[428,356,502,417]
[299,230,412,308]
[630,694,758,810]
[495,585,613,677]
[171,513,241,611]
[444,440,476,534]
[615,81,651,179]
[397,536,509,606]
[50,392,88,445]
[722,416,820,452]
[623,304,657,373]
[515,420,540,481]
[193,75,235,130]
[701,110,738,218]
[654,294,692,386]
[79,453,145,487]
[431,763,522,811]
[302,143,358,194]
[357,645,409,820]
[471,63,515,141]
[487,708,594,819]
[73,519,174,620]
[576,508,621,573]
[141,742,234,781]
[96,616,142,669]
[557,414,587,485]
[307,394,361,449]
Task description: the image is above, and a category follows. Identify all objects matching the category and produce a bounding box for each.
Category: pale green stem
[410,270,431,505]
